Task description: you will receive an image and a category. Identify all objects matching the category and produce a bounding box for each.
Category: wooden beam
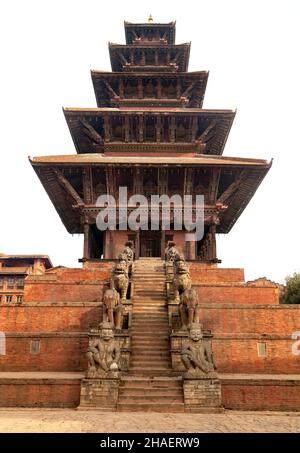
[80,119,103,145]
[118,51,128,65]
[182,80,197,98]
[198,120,217,144]
[53,168,84,205]
[103,79,118,98]
[217,171,247,204]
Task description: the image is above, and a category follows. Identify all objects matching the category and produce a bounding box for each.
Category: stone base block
[183,377,223,413]
[79,378,119,410]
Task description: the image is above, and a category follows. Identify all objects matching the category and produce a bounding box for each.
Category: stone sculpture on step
[181,323,216,377]
[86,321,121,378]
[102,288,124,330]
[111,260,129,303]
[179,288,201,329]
[165,241,179,263]
[173,253,192,303]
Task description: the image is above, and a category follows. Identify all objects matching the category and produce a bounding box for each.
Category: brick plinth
[183,377,222,413]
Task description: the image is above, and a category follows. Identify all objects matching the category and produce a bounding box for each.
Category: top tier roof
[124,21,176,45]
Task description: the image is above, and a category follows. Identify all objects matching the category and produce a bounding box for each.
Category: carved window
[16,295,23,304]
[17,278,24,289]
[257,342,267,357]
[6,295,13,303]
[0,278,3,288]
[7,278,14,289]
[30,339,40,355]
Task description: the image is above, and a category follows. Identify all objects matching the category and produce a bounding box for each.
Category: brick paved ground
[0,409,300,432]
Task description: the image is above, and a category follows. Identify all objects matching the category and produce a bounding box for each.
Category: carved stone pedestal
[79,376,120,410]
[183,376,223,413]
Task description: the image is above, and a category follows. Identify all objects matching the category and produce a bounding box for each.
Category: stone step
[118,388,182,397]
[131,350,169,355]
[118,395,183,403]
[117,402,185,412]
[131,346,170,352]
[120,377,182,388]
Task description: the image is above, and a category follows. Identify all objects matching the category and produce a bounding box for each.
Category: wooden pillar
[124,115,130,143]
[130,48,134,64]
[138,78,143,99]
[176,78,181,99]
[155,50,159,65]
[83,222,91,259]
[161,230,166,259]
[141,49,146,65]
[83,166,93,204]
[156,115,161,143]
[136,229,140,259]
[138,115,144,142]
[209,169,221,204]
[166,49,171,64]
[119,79,124,99]
[170,116,176,142]
[157,77,162,98]
[103,115,110,142]
[210,223,217,261]
[133,168,143,194]
[191,116,198,141]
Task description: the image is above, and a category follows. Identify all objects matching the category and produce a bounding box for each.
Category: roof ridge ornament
[148,14,153,23]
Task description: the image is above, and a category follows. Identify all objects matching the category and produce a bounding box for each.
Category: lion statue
[173,254,192,303]
[111,261,129,303]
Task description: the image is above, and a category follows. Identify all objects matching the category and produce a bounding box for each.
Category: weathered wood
[198,120,217,144]
[80,119,103,145]
[217,171,247,204]
[103,79,118,98]
[83,166,93,204]
[208,168,221,204]
[53,168,84,205]
[124,115,130,143]
[182,80,197,98]
[103,115,110,142]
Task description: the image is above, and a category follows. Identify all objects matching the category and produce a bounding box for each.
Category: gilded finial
[148,14,153,23]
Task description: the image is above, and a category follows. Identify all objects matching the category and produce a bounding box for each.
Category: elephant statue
[102,288,124,330]
[179,288,201,330]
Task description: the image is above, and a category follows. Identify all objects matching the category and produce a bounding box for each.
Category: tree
[280,272,300,304]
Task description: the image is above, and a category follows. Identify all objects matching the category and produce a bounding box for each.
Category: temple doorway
[140,231,161,257]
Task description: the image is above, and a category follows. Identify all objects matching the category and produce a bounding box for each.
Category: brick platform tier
[1,372,300,411]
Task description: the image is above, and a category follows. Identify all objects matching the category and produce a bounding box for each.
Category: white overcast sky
[0,0,299,283]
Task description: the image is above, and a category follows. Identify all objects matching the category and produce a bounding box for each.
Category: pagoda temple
[1,19,300,413]
[30,19,271,262]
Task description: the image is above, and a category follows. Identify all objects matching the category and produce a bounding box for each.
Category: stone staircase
[117,258,184,412]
